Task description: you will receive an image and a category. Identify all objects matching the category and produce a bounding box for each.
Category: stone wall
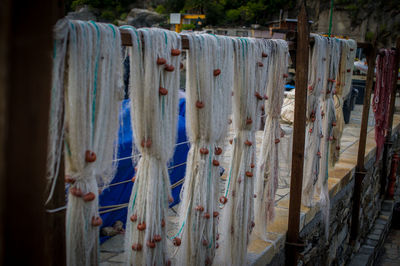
[265,131,400,266]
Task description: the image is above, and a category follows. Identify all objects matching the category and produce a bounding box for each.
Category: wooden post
[0,0,64,264]
[285,1,309,265]
[350,44,376,242]
[381,37,400,196]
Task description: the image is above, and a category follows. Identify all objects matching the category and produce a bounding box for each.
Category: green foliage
[120,12,128,20]
[65,0,296,26]
[344,4,357,11]
[100,9,115,21]
[226,9,240,23]
[71,0,91,11]
[182,23,196,30]
[155,4,167,14]
[204,1,225,25]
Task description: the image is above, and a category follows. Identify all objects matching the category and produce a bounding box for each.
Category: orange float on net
[212,160,220,166]
[213,69,221,76]
[213,211,219,217]
[92,216,103,227]
[168,195,174,203]
[130,214,137,222]
[137,222,146,231]
[195,205,204,212]
[159,86,168,96]
[157,57,166,65]
[204,212,210,219]
[85,150,96,163]
[262,52,268,57]
[65,176,75,184]
[141,139,152,148]
[164,64,175,72]
[258,62,264,67]
[154,235,162,242]
[214,147,222,155]
[146,240,156,248]
[250,163,255,168]
[196,100,204,109]
[219,196,228,204]
[83,192,95,202]
[173,237,181,246]
[171,49,181,56]
[245,171,253,177]
[275,138,280,144]
[255,92,263,100]
[244,140,252,146]
[131,176,136,183]
[200,147,209,155]
[283,73,289,78]
[132,243,142,251]
[246,117,252,125]
[161,218,165,228]
[229,139,233,145]
[202,239,208,246]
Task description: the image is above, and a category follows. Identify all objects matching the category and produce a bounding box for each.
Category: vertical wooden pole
[350,44,376,242]
[0,0,63,264]
[0,0,11,262]
[44,2,67,265]
[381,37,400,196]
[285,1,309,265]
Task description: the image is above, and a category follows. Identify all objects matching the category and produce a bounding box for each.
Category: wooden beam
[120,28,190,49]
[350,44,377,242]
[285,2,309,265]
[381,37,400,196]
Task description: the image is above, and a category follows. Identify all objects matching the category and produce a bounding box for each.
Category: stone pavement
[377,228,400,266]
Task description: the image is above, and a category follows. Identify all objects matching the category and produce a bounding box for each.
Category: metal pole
[285,1,309,265]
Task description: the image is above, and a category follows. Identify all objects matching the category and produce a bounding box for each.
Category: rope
[112,140,190,162]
